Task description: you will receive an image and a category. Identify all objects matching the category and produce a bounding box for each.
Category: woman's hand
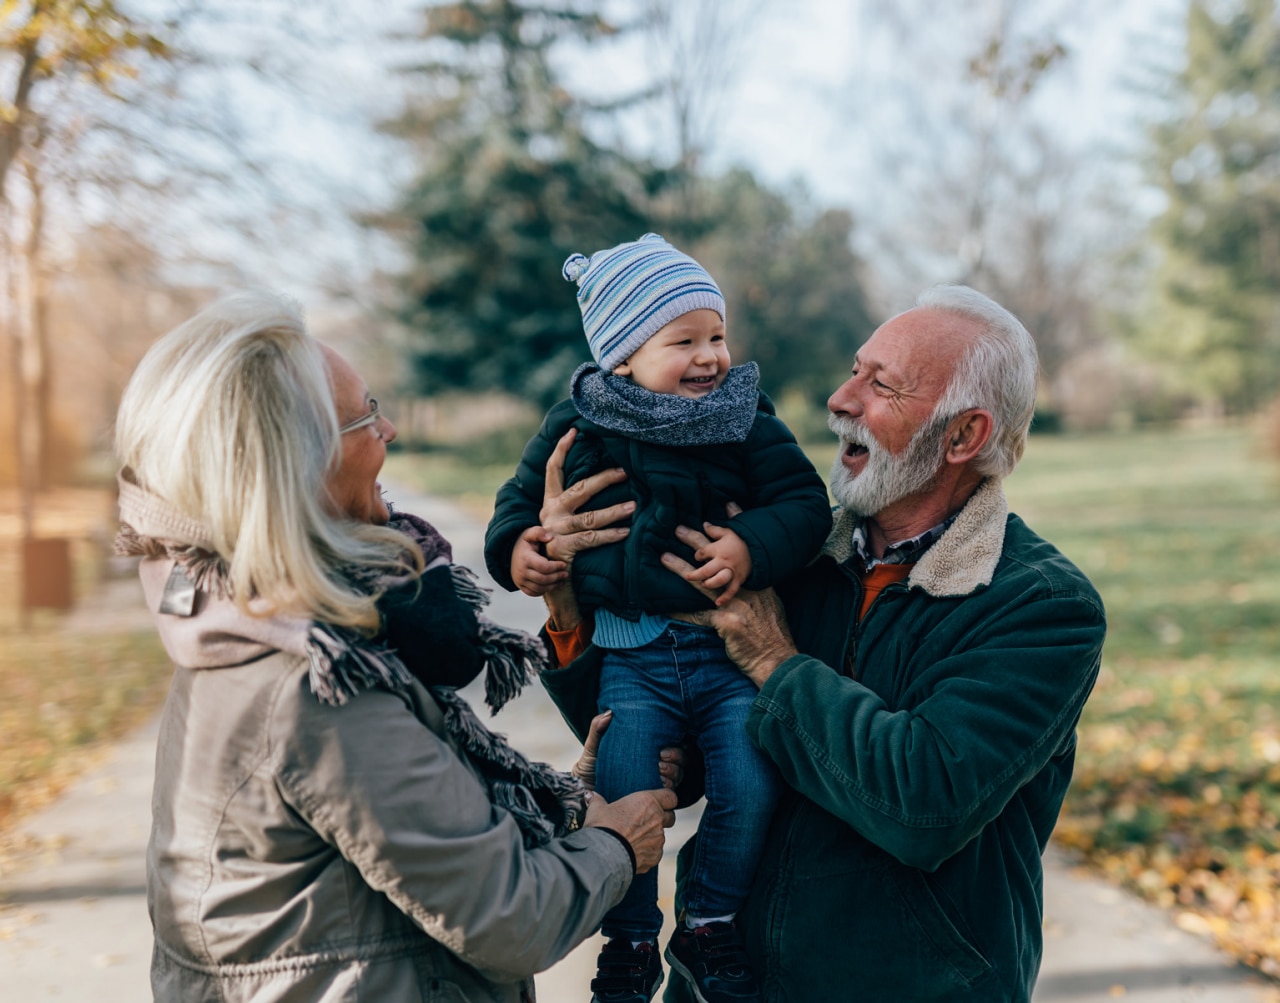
[536,428,634,629]
[571,711,611,789]
[658,744,685,791]
[572,711,685,792]
[584,788,678,874]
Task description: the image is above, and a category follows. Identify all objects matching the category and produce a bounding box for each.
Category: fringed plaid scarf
[115,473,586,848]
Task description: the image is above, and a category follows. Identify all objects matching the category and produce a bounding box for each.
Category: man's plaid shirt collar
[849,513,959,573]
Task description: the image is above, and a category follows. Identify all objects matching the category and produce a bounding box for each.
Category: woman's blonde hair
[115,290,419,631]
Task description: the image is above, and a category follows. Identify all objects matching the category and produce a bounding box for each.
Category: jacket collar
[823,477,1008,597]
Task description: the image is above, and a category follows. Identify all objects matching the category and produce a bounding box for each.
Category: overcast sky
[235,0,1187,315]
[558,0,1185,205]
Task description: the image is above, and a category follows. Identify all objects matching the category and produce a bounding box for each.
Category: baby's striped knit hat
[562,233,725,371]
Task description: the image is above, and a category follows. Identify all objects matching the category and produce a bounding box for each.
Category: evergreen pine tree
[385,1,660,406]
[1143,0,1280,412]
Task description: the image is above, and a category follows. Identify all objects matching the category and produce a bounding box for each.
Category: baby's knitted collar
[571,361,760,446]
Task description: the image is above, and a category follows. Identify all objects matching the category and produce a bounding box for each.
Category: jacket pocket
[780,862,996,999]
[891,866,994,987]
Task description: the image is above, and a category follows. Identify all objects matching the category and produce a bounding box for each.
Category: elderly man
[524,285,1106,1003]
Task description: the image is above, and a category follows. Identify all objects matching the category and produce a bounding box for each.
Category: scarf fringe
[446,564,546,715]
[305,624,418,707]
[433,686,587,847]
[114,524,231,598]
[477,620,544,714]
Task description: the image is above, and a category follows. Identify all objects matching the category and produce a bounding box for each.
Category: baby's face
[612,309,730,399]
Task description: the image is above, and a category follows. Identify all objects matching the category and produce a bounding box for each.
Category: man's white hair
[115,290,416,631]
[916,284,1039,478]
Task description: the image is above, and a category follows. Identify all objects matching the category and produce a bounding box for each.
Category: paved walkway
[1,486,1276,1001]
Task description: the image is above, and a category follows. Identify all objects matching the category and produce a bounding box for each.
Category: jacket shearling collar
[822,477,1008,598]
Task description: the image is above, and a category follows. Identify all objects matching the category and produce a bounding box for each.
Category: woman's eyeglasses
[338,398,381,435]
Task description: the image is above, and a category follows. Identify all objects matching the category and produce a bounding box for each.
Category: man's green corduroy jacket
[541,477,1106,1002]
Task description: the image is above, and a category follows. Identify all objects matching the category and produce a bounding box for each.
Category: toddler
[485,233,832,1003]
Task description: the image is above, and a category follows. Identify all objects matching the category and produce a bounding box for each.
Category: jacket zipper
[837,561,865,679]
[623,438,646,613]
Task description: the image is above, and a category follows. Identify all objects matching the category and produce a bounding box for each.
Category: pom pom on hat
[562,253,589,284]
[564,233,725,371]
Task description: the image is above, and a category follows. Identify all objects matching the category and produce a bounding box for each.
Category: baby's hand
[685,524,751,605]
[511,525,568,597]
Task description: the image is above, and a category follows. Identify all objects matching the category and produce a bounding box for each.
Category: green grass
[1005,425,1280,664]
[1005,424,1280,974]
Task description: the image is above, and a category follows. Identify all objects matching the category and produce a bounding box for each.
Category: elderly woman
[114,291,676,1003]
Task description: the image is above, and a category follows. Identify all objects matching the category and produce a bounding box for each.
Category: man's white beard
[828,412,949,517]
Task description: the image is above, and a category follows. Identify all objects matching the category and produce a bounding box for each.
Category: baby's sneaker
[590,938,664,1003]
[664,920,759,1003]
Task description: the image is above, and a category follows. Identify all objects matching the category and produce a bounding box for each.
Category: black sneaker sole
[590,968,664,1003]
[662,946,758,1003]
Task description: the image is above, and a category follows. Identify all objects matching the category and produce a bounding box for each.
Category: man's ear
[945,409,993,465]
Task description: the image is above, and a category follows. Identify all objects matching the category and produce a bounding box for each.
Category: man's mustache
[828,414,876,450]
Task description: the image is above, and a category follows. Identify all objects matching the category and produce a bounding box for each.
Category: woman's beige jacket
[148,649,631,1002]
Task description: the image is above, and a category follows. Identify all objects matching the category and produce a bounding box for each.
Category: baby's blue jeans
[594,621,782,942]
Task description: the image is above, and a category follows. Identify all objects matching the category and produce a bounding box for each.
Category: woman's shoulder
[269,670,472,790]
[273,666,445,738]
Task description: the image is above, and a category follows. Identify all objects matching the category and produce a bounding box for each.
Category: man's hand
[662,522,798,688]
[533,428,633,628]
[539,428,633,563]
[682,523,752,605]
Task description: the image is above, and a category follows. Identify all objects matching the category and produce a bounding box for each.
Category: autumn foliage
[1056,656,1280,978]
[1006,424,1280,981]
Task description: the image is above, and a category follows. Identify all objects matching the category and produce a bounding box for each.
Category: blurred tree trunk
[23,143,51,490]
[0,1,171,515]
[0,17,40,199]
[0,1,350,497]
[639,0,769,235]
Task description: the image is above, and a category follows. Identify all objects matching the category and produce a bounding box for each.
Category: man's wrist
[543,585,582,632]
[545,606,592,667]
[744,646,797,688]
